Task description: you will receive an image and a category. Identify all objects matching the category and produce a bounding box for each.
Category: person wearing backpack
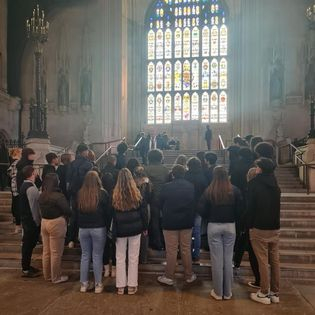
[66,144,93,248]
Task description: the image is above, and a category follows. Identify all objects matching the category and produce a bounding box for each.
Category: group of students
[6,137,280,304]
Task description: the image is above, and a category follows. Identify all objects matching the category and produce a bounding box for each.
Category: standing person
[16,148,41,192]
[205,125,212,150]
[185,157,208,264]
[112,168,148,295]
[101,155,119,184]
[233,167,261,289]
[56,153,72,200]
[42,153,59,182]
[0,142,10,190]
[126,158,140,175]
[133,166,153,264]
[158,165,196,285]
[116,140,128,170]
[7,148,22,233]
[19,166,41,277]
[78,171,110,294]
[199,166,242,300]
[204,152,218,185]
[39,173,72,283]
[145,149,169,250]
[102,172,116,278]
[248,158,281,305]
[66,143,93,248]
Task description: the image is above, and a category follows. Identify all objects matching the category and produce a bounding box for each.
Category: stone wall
[17,0,313,149]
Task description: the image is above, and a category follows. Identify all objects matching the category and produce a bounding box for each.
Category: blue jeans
[208,223,236,297]
[79,227,106,284]
[192,215,202,260]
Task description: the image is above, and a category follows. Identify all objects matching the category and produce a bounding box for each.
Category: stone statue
[305,57,315,100]
[58,68,69,107]
[82,117,92,144]
[80,68,92,107]
[270,59,284,106]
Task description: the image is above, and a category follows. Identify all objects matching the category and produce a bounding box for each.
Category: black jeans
[67,195,78,243]
[21,221,40,271]
[11,195,20,225]
[234,230,260,285]
[149,202,164,250]
[103,236,116,266]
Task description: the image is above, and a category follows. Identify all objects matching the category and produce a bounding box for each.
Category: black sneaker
[29,266,40,274]
[22,270,40,278]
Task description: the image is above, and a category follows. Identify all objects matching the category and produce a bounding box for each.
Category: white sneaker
[53,275,68,284]
[224,293,232,300]
[104,265,110,277]
[186,273,197,284]
[250,291,271,305]
[111,266,116,278]
[80,282,89,293]
[269,292,280,303]
[210,289,222,301]
[95,283,104,294]
[157,275,174,286]
[68,241,75,249]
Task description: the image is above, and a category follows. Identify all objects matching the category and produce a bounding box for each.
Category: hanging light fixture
[306,2,315,22]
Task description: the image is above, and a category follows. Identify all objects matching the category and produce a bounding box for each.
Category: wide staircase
[0,154,314,283]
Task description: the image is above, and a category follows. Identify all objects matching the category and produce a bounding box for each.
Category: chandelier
[306,2,315,22]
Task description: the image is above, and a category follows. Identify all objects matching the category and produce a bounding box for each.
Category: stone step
[280,218,315,228]
[1,252,315,280]
[279,238,315,251]
[281,188,307,193]
[281,210,315,218]
[280,227,315,239]
[281,202,315,210]
[281,195,315,203]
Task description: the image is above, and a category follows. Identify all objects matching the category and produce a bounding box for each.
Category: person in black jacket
[42,152,59,182]
[158,165,197,286]
[248,158,281,305]
[39,173,72,284]
[185,157,208,263]
[66,143,93,248]
[77,171,111,294]
[56,153,72,200]
[16,148,41,193]
[0,142,10,190]
[112,168,148,295]
[198,166,242,301]
[19,165,41,278]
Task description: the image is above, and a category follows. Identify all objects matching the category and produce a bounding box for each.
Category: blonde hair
[247,167,257,182]
[112,168,142,211]
[78,171,102,213]
[206,166,233,205]
[10,148,21,160]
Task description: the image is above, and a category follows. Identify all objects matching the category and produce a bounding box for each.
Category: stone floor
[0,271,314,315]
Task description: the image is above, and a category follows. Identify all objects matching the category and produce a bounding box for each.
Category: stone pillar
[0,0,7,92]
[25,137,51,164]
[302,138,315,193]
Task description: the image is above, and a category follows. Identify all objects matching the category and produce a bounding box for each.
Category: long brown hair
[112,168,142,211]
[206,166,233,205]
[78,171,102,213]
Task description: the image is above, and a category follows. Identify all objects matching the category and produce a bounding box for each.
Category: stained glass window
[164,93,172,124]
[156,94,164,124]
[156,62,164,92]
[192,60,199,90]
[146,0,228,124]
[202,92,210,123]
[165,61,172,92]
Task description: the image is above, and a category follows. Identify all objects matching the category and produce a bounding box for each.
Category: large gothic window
[146,0,228,125]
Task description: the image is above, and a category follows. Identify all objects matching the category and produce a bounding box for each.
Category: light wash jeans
[116,234,141,288]
[79,227,106,284]
[208,223,236,297]
[192,215,202,260]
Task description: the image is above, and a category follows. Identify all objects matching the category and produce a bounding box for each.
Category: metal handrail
[95,146,112,164]
[133,137,144,149]
[91,137,126,147]
[218,134,226,150]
